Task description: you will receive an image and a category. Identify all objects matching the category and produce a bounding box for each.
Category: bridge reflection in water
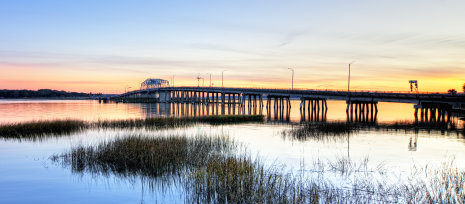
[137,100,463,155]
[137,100,463,128]
[346,100,378,123]
[141,101,265,118]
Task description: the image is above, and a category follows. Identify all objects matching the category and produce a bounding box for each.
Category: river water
[0,99,464,203]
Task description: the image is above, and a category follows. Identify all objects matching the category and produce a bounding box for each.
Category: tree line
[0,89,91,98]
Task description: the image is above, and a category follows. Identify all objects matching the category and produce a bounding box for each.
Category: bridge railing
[166,86,454,94]
[161,86,454,95]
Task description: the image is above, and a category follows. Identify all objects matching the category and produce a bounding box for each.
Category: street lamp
[207,73,212,87]
[222,70,227,88]
[288,68,294,90]
[348,61,355,93]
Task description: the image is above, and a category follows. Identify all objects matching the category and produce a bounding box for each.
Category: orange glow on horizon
[1,74,463,94]
[1,65,463,94]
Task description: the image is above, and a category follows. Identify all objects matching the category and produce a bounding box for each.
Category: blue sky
[1,0,464,93]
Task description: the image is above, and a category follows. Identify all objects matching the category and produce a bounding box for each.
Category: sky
[1,0,464,94]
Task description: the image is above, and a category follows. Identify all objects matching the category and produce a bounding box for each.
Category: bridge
[114,86,465,104]
[109,85,465,122]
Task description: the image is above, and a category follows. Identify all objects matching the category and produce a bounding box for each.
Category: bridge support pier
[266,95,290,122]
[158,91,171,103]
[240,93,263,115]
[300,97,327,122]
[415,102,452,123]
[346,100,378,123]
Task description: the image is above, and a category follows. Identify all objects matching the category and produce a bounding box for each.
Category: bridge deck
[117,86,465,104]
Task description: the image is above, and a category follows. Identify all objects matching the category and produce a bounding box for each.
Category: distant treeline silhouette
[0,89,91,98]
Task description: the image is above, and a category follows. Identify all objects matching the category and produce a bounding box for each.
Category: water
[0,99,432,124]
[0,99,464,203]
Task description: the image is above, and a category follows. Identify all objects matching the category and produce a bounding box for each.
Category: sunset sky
[1,0,464,93]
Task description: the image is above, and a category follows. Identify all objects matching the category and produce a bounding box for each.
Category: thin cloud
[277,30,309,47]
[189,43,275,57]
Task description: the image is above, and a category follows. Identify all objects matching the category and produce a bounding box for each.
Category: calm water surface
[0,99,464,203]
[0,99,435,123]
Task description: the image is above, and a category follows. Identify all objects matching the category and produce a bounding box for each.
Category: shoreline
[0,97,96,100]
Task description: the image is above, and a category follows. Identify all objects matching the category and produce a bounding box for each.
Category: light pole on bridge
[288,68,294,90]
[222,70,227,89]
[206,73,212,87]
[348,61,355,93]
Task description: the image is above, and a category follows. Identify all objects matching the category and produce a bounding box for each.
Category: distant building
[140,78,170,90]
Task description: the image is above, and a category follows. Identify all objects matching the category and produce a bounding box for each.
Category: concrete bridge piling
[300,97,327,122]
[266,95,290,121]
[346,100,378,123]
[415,102,453,123]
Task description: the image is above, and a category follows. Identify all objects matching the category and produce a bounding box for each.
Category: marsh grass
[52,133,465,203]
[187,155,318,203]
[51,135,236,178]
[403,160,465,203]
[0,120,86,139]
[326,156,386,176]
[0,115,264,139]
[187,155,401,203]
[283,122,358,142]
[94,115,264,129]
[283,120,464,141]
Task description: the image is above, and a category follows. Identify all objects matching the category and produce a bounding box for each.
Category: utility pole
[210,73,212,87]
[288,68,294,90]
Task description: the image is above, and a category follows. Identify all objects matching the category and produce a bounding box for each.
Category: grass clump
[51,135,236,178]
[402,160,465,203]
[283,122,357,141]
[95,115,264,129]
[53,134,318,203]
[0,120,86,139]
[187,156,314,203]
